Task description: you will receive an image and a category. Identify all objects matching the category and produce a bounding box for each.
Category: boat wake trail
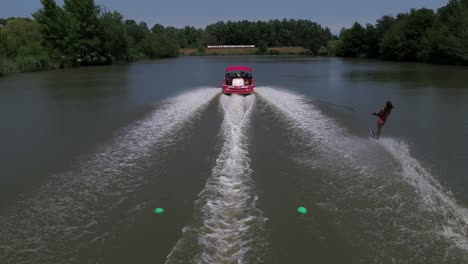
[0,88,218,264]
[166,94,267,264]
[381,138,468,252]
[256,87,372,174]
[257,87,468,262]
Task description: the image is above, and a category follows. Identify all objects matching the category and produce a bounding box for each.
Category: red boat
[222,66,255,95]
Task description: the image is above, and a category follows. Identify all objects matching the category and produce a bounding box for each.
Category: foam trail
[257,87,468,260]
[255,87,371,174]
[0,88,219,263]
[381,138,468,251]
[166,94,266,264]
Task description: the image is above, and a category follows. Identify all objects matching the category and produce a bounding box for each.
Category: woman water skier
[372,101,393,139]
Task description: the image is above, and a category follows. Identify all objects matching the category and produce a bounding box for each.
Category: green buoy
[154,208,165,215]
[297,206,308,215]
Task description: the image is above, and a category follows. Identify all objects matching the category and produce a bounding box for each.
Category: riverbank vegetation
[180,46,310,56]
[0,0,333,76]
[0,0,193,75]
[1,0,467,76]
[336,0,468,65]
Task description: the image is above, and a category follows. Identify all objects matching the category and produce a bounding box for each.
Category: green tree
[0,18,50,72]
[181,26,201,48]
[151,24,165,35]
[258,40,267,54]
[2,18,44,57]
[33,0,70,62]
[124,20,149,60]
[125,20,149,45]
[63,0,102,64]
[0,29,7,57]
[196,42,205,54]
[300,20,330,53]
[99,11,128,63]
[375,15,396,41]
[381,8,436,61]
[423,0,468,64]
[141,33,178,59]
[338,22,367,57]
[364,24,380,57]
[326,40,341,56]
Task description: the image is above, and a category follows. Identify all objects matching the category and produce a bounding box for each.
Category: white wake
[166,94,267,264]
[0,88,219,263]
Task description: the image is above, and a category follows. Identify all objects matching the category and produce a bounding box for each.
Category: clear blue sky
[1,0,447,33]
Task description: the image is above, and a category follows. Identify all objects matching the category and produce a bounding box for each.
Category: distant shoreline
[0,47,313,77]
[180,46,311,56]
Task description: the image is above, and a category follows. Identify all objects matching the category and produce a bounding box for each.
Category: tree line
[0,0,198,74]
[203,20,332,54]
[335,0,468,65]
[0,0,334,75]
[1,0,467,76]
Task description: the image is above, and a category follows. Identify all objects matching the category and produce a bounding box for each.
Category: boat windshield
[225,71,252,78]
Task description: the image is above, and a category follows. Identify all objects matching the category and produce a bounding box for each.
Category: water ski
[368,128,376,138]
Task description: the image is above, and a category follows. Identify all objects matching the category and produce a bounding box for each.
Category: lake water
[1,56,468,263]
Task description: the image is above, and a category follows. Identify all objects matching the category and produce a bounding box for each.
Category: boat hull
[222,85,254,95]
